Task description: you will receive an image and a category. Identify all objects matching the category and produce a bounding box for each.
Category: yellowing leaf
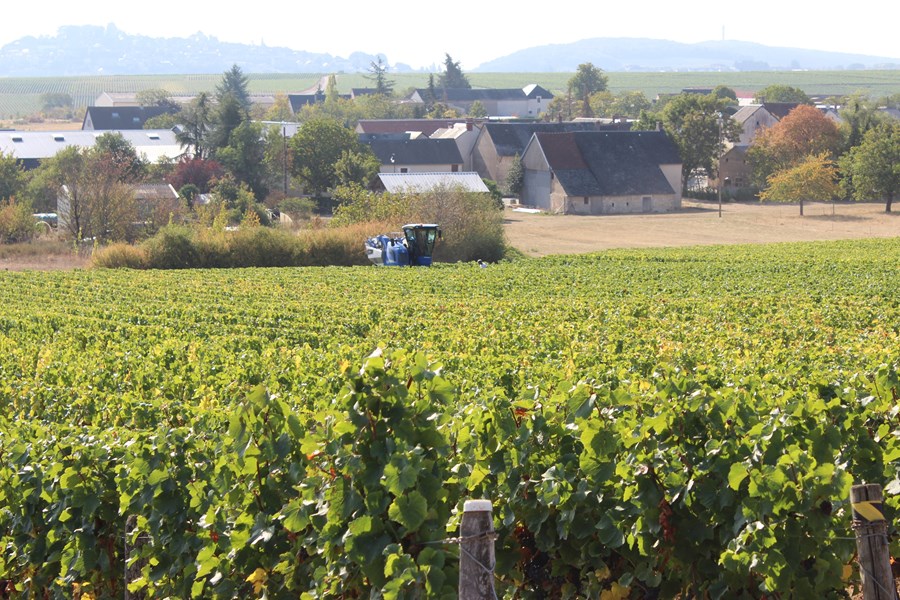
[600,582,630,600]
[246,567,267,594]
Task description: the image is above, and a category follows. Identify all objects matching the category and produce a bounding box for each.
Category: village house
[730,102,800,145]
[423,121,481,171]
[521,130,682,214]
[0,129,183,170]
[472,121,631,188]
[376,172,489,194]
[359,135,464,174]
[406,85,553,118]
[82,106,179,130]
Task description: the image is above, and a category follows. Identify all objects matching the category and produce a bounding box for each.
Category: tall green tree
[425,74,438,106]
[0,150,27,202]
[215,121,269,201]
[754,85,811,104]
[216,64,251,111]
[334,148,381,189]
[366,57,394,96]
[176,92,213,159]
[839,94,885,152]
[136,88,178,110]
[209,93,249,154]
[325,74,340,105]
[265,93,294,122]
[839,122,899,213]
[290,118,361,195]
[649,93,741,193]
[468,100,488,118]
[94,132,147,182]
[568,62,608,118]
[438,54,470,89]
[505,153,524,198]
[712,85,738,103]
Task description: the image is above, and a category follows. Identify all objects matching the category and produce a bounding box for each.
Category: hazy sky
[3,0,899,69]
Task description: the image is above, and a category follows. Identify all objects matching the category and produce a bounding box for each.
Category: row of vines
[1,238,899,598]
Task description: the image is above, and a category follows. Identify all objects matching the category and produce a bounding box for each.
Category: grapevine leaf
[728,462,749,491]
[388,491,428,532]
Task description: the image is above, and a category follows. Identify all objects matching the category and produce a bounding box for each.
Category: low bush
[91,243,147,269]
[142,225,200,269]
[332,184,508,263]
[0,199,36,244]
[226,227,300,268]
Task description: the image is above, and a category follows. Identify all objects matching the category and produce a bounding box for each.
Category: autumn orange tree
[748,104,843,188]
[759,153,838,215]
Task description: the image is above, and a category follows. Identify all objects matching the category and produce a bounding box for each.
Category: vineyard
[1,238,899,598]
[1,70,899,119]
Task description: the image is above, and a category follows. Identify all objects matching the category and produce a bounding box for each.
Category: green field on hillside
[1,70,898,119]
[1,238,899,597]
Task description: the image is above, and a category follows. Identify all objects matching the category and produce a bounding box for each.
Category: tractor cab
[365,224,441,267]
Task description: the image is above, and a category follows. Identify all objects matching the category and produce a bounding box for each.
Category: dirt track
[503,200,900,257]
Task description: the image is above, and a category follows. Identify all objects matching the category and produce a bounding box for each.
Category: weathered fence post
[459,499,496,600]
[851,483,898,600]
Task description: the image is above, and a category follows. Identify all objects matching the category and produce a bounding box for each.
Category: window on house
[583,197,589,204]
[400,167,408,173]
[11,136,23,142]
[148,133,160,140]
[112,112,119,118]
[53,135,65,142]
[451,164,459,172]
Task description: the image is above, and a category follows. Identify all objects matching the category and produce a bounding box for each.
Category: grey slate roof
[535,131,680,197]
[82,106,178,130]
[761,102,801,120]
[485,121,632,158]
[361,137,463,166]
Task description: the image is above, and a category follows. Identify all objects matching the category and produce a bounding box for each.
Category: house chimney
[656,121,663,132]
[466,118,473,131]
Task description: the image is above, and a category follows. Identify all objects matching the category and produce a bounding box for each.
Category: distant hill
[0,24,404,76]
[475,38,900,72]
[1,26,898,77]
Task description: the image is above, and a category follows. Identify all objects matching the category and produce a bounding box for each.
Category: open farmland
[1,238,899,597]
[1,69,899,119]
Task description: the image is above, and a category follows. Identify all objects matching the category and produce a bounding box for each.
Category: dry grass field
[504,200,900,257]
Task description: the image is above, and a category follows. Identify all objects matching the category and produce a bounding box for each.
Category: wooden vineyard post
[851,483,898,600]
[459,499,496,600]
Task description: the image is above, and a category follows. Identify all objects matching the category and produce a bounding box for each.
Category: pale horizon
[4,0,899,70]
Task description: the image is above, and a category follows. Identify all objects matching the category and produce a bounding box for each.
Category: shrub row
[92,222,399,269]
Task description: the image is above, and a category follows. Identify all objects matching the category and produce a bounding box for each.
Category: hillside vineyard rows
[1,239,899,598]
